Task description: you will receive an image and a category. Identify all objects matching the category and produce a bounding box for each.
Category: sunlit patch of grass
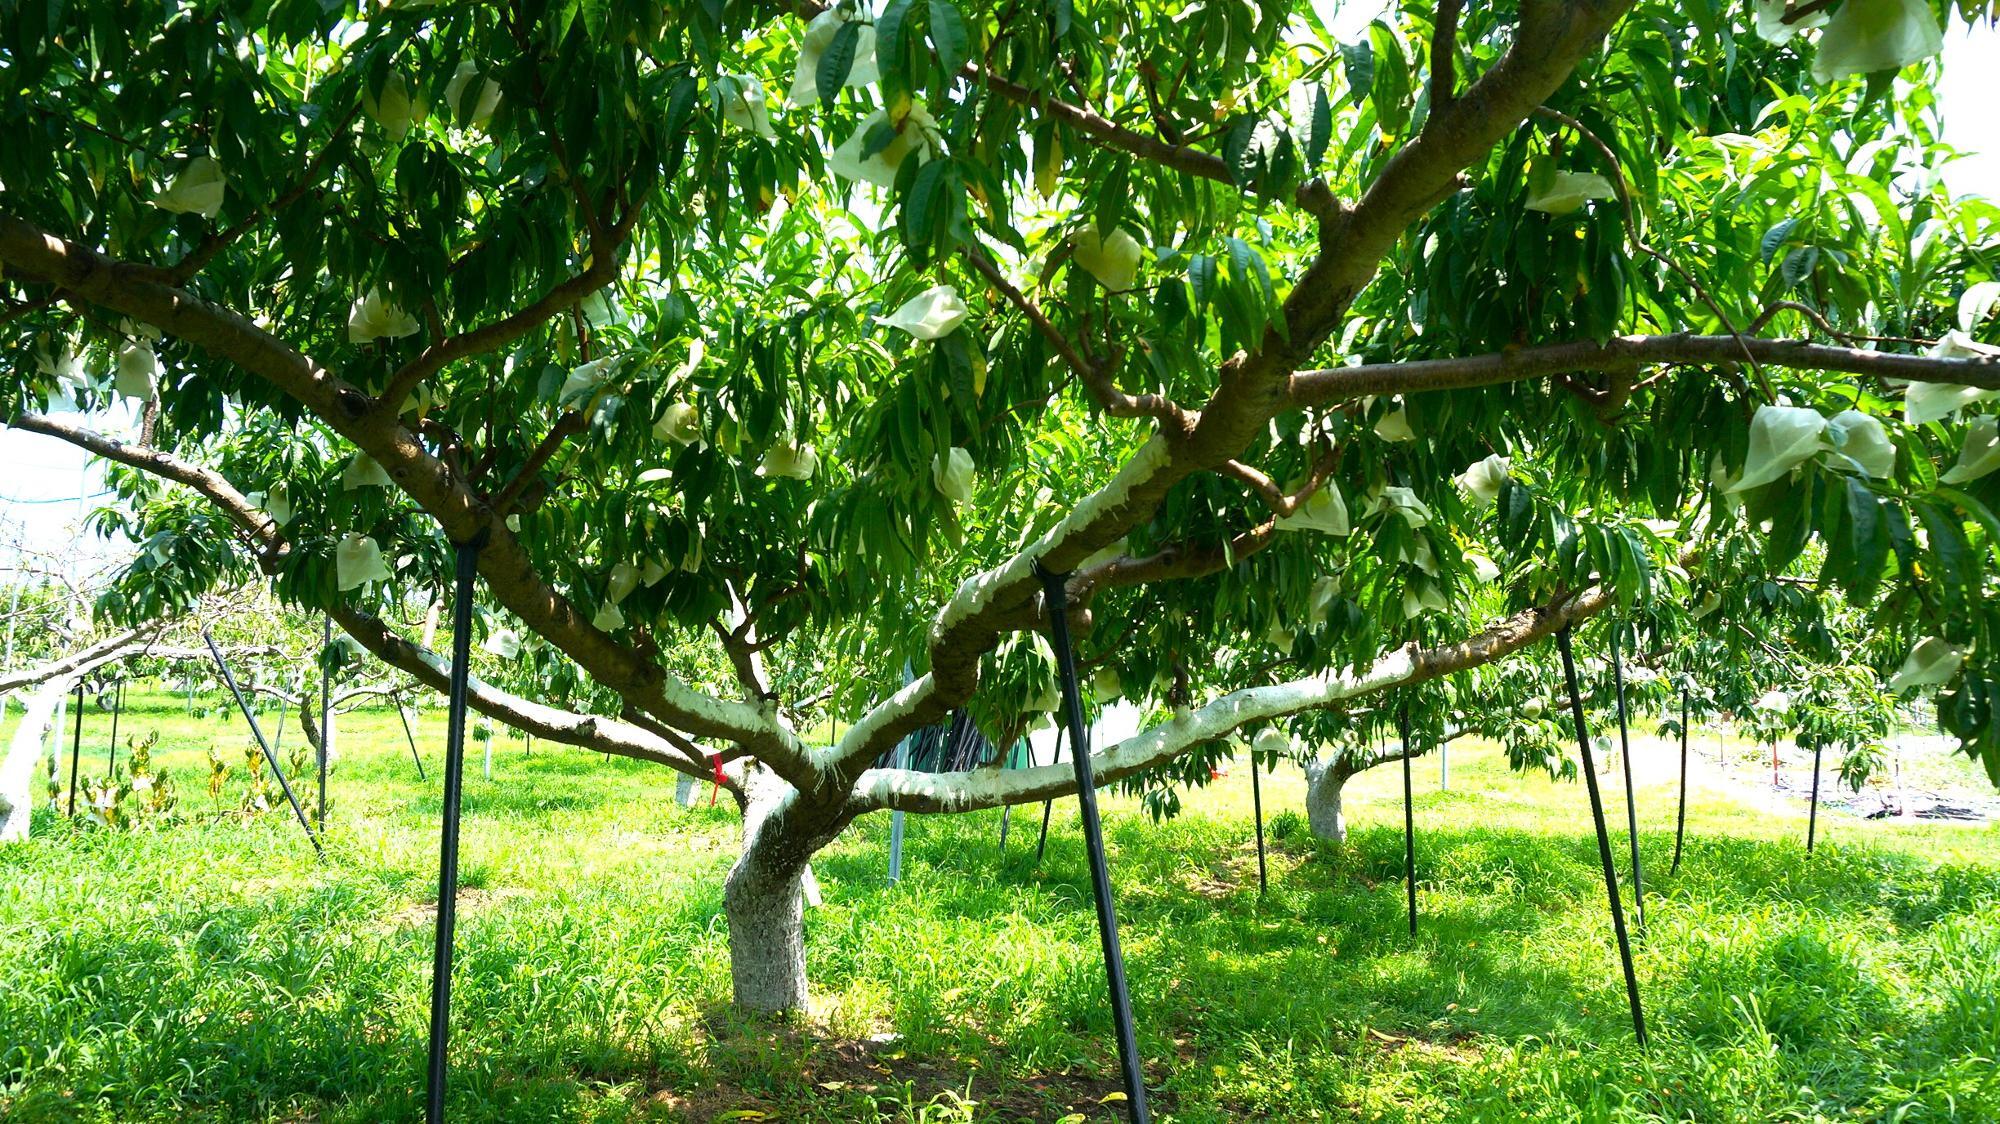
[1,690,1996,1121]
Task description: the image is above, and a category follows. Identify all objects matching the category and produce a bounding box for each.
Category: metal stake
[396,697,429,781]
[428,532,486,1123]
[1608,628,1646,934]
[1807,744,1823,853]
[1035,723,1064,863]
[319,616,331,834]
[1439,741,1449,792]
[1036,562,1149,1123]
[66,682,83,815]
[887,735,907,885]
[1671,687,1689,875]
[1250,748,1268,897]
[203,630,323,858]
[1400,706,1417,937]
[1400,704,1416,932]
[105,680,124,778]
[271,689,290,758]
[1557,627,1647,1046]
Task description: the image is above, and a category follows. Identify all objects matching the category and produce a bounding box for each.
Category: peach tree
[4,0,2000,1012]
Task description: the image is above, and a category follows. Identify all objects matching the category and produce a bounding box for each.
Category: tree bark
[1303,759,1353,844]
[1,680,72,841]
[724,840,811,1015]
[722,772,843,1014]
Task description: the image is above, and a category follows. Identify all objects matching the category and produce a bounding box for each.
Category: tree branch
[146,106,362,286]
[375,172,651,414]
[1532,104,1768,398]
[852,584,1614,813]
[0,211,815,784]
[1288,333,2000,406]
[1429,0,1464,109]
[963,248,1190,427]
[0,623,166,694]
[6,413,718,782]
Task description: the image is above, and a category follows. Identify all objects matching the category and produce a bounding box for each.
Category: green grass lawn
[2,690,1997,1121]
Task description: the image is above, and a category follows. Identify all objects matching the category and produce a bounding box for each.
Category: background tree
[4,0,2000,1013]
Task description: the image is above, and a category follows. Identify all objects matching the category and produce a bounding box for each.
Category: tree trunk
[1,680,73,842]
[722,771,841,1015]
[1303,759,1352,844]
[724,841,810,1014]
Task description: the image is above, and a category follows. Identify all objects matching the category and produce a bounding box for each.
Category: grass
[1,689,1997,1121]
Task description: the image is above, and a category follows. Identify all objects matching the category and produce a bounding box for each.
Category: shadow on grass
[5,786,1996,1123]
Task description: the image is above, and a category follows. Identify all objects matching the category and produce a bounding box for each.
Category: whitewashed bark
[1,680,73,841]
[1303,759,1350,844]
[725,791,811,1014]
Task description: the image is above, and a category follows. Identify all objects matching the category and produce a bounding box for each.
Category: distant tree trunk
[1,680,72,841]
[1303,758,1355,844]
[1302,732,1458,845]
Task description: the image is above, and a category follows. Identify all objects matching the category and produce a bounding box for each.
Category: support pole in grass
[1671,687,1689,875]
[319,615,331,834]
[1034,723,1063,864]
[1440,741,1449,792]
[998,741,1014,854]
[887,735,907,885]
[270,688,289,758]
[428,531,486,1124]
[396,696,429,782]
[65,681,83,815]
[1556,626,1647,1046]
[104,680,124,779]
[203,629,324,859]
[1608,627,1646,935]
[1806,744,1823,854]
[1399,705,1417,938]
[1251,745,1268,897]
[1036,561,1150,1124]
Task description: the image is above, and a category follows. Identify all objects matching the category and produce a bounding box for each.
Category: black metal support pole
[1036,563,1149,1123]
[203,629,324,858]
[428,533,486,1124]
[1672,687,1689,875]
[105,681,124,779]
[1250,751,1268,897]
[1557,627,1647,1046]
[396,696,429,782]
[1399,706,1417,938]
[1035,723,1063,864]
[271,690,290,758]
[1608,628,1646,935]
[319,616,331,834]
[1806,744,1823,854]
[66,683,83,815]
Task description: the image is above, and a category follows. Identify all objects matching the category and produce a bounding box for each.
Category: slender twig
[1534,105,1771,400]
[489,412,586,515]
[1746,299,1936,349]
[963,248,1191,427]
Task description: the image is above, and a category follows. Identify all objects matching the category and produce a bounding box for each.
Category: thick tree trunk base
[1304,760,1350,844]
[724,853,809,1014]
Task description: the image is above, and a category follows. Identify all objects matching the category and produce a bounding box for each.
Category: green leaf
[1221,114,1259,186]
[1780,245,1819,289]
[928,0,971,79]
[1759,216,1800,264]
[1341,40,1374,106]
[1843,477,1889,604]
[1305,84,1332,169]
[878,0,913,63]
[817,21,862,105]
